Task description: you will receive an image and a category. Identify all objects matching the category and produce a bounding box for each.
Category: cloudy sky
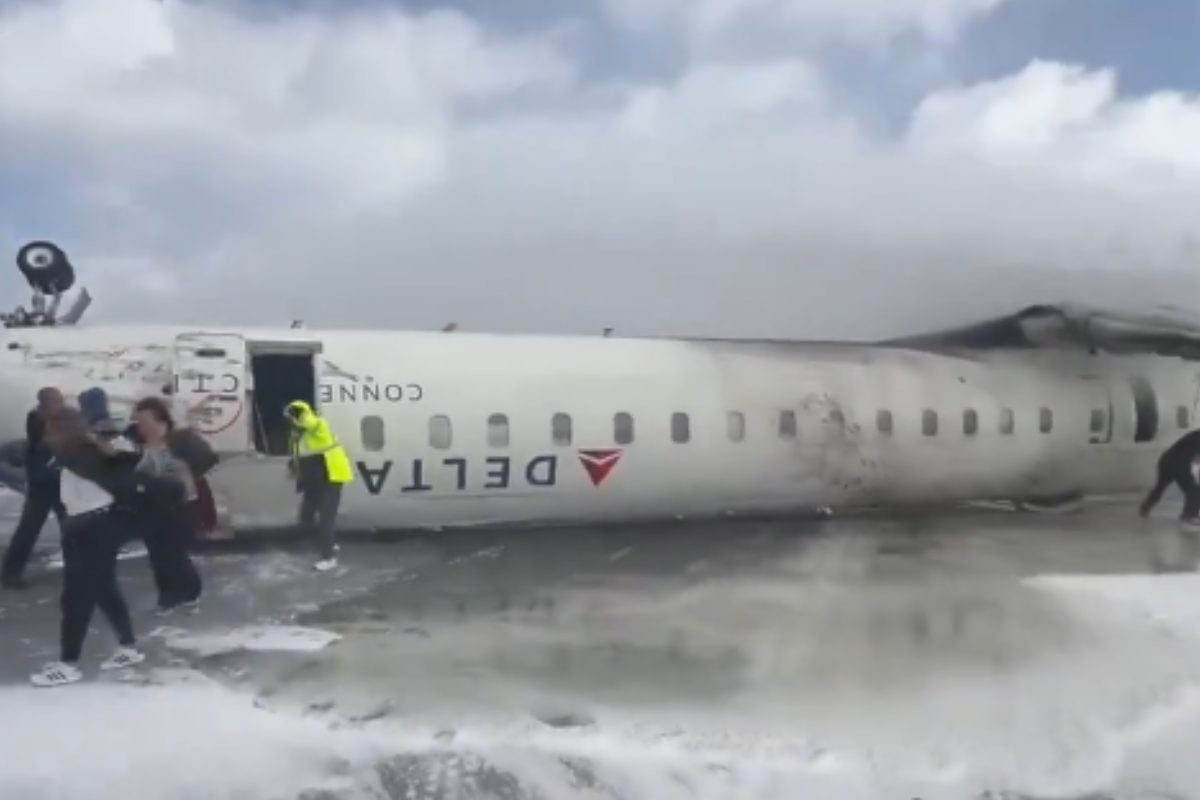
[0,0,1197,338]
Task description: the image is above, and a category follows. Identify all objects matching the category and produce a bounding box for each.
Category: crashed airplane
[0,242,1194,534]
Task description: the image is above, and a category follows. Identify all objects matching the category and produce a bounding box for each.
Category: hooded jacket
[78,387,112,430]
[286,400,353,488]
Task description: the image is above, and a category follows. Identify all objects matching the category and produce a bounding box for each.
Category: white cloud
[604,0,1007,47]
[0,0,1198,337]
[616,59,827,135]
[909,60,1200,187]
[0,0,573,213]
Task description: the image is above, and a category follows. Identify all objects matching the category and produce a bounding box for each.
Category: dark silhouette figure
[1,388,66,588]
[1140,430,1200,520]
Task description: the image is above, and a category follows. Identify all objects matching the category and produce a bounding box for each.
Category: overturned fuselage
[0,309,1190,535]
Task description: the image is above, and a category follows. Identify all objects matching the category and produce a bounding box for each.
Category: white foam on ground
[300,569,1200,797]
[154,624,342,657]
[1,669,1197,800]
[0,670,388,800]
[3,574,1200,799]
[0,667,919,800]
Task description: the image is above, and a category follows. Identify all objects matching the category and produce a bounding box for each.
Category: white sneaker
[100,647,146,671]
[156,598,201,617]
[31,662,83,688]
[313,558,338,573]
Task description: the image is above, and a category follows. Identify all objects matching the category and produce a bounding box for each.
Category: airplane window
[614,412,634,445]
[671,412,690,443]
[552,412,572,445]
[429,415,452,450]
[999,408,1014,435]
[1039,407,1053,434]
[779,410,797,439]
[727,411,745,442]
[487,413,509,448]
[1090,409,1106,433]
[360,415,385,452]
[922,409,938,436]
[962,409,978,436]
[1179,406,1190,429]
[876,409,892,435]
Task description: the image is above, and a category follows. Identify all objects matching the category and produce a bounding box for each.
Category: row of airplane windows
[355,404,1193,450]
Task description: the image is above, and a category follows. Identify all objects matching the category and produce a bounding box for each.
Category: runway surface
[2,491,1200,800]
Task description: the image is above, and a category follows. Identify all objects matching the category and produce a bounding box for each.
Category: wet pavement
[2,494,1200,799]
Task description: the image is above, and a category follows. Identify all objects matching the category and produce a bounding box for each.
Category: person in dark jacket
[164,418,219,544]
[125,400,222,544]
[30,406,147,687]
[1,387,66,589]
[131,397,204,613]
[1140,429,1200,520]
[123,399,220,546]
[77,388,141,544]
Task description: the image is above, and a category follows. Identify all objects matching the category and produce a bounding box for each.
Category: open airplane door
[172,332,251,453]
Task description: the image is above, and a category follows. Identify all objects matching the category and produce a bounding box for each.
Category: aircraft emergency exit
[0,242,1197,536]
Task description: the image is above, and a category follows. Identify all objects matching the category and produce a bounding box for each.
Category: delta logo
[577,448,623,487]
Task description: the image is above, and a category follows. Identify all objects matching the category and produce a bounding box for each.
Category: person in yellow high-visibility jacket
[285,400,353,572]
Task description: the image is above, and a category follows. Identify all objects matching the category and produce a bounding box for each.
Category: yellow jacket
[286,400,353,485]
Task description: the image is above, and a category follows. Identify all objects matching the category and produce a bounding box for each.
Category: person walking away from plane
[1140,428,1200,522]
[132,397,203,613]
[285,399,353,572]
[164,406,220,545]
[30,407,145,688]
[122,402,219,545]
[152,384,221,540]
[78,387,140,546]
[1,387,66,589]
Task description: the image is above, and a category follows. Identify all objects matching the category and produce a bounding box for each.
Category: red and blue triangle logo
[577,448,622,487]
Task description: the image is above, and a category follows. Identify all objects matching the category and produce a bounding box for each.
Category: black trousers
[60,511,135,663]
[2,489,65,580]
[299,483,342,560]
[142,503,202,609]
[1141,456,1200,519]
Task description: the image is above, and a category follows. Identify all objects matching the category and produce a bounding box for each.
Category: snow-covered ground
[4,572,1200,800]
[3,491,1200,799]
[2,580,1198,799]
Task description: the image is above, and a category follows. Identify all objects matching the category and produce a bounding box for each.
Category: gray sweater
[136,445,197,502]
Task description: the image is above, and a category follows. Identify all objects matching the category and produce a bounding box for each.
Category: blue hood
[78,387,112,427]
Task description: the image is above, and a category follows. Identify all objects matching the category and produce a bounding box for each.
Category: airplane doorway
[250,352,317,456]
[1130,375,1158,443]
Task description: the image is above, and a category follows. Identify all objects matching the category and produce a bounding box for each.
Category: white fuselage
[0,324,1191,533]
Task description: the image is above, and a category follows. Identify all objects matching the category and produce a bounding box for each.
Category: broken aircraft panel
[884,302,1200,359]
